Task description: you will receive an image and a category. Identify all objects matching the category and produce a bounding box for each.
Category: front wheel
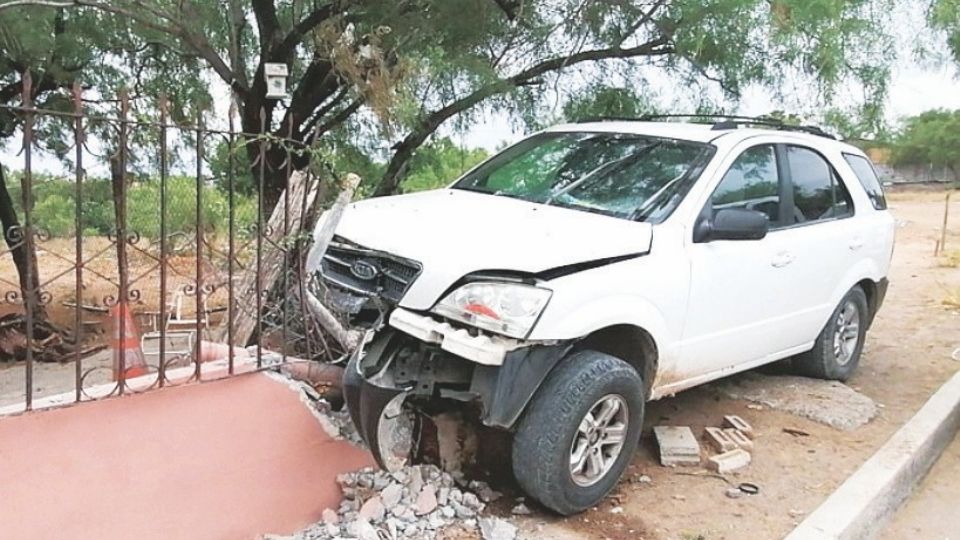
[512,350,644,515]
[793,286,869,381]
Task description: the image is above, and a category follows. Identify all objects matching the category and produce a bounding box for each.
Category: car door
[769,144,859,345]
[682,143,803,376]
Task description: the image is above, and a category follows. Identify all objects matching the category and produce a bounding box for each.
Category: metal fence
[0,72,333,411]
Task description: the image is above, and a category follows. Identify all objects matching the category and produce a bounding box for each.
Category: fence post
[20,71,35,410]
[158,94,169,387]
[111,89,130,394]
[72,81,85,402]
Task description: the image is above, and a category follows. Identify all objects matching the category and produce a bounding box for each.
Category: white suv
[326,117,894,514]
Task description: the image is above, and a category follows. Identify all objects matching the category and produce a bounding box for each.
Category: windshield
[452,132,714,221]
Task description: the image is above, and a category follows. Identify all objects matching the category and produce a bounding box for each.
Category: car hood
[334,189,653,310]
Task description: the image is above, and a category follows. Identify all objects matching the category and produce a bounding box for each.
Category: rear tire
[512,350,644,515]
[793,286,869,381]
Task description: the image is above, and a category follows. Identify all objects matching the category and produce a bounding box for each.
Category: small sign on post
[264,63,289,99]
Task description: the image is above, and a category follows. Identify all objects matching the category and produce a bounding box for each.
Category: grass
[937,249,960,268]
[942,287,960,311]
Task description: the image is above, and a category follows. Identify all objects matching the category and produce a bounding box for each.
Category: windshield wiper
[543,142,660,207]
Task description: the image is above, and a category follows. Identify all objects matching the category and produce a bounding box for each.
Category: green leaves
[931,0,960,62]
[890,109,960,174]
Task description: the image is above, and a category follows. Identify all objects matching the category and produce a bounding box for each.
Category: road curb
[785,369,960,540]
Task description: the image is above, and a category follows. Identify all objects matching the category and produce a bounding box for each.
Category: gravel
[292,464,517,540]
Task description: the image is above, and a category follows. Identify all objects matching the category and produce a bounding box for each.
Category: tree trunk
[0,162,46,320]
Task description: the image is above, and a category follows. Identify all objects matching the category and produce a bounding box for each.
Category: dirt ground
[1,188,958,539]
[503,187,960,540]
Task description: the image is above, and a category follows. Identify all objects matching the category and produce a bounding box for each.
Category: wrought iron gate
[0,72,333,412]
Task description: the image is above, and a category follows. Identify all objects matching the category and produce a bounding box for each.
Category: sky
[450,62,960,152]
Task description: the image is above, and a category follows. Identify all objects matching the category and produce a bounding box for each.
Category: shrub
[33,194,76,237]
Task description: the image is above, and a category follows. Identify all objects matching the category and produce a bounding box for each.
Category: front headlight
[431,282,552,339]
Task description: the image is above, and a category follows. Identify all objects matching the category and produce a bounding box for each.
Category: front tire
[512,350,644,515]
[793,286,869,381]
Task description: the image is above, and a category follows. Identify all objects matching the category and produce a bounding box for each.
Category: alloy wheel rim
[832,300,860,366]
[569,394,629,487]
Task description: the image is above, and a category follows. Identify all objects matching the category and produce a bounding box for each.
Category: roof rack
[575,114,836,140]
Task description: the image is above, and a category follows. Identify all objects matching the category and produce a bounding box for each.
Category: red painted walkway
[0,373,373,539]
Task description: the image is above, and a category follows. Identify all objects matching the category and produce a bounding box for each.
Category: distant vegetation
[888,109,960,178]
[2,136,488,239]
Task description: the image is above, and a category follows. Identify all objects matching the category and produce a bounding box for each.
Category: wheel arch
[575,324,659,397]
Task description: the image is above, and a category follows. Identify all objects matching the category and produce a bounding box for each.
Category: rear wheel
[793,286,869,381]
[512,350,644,515]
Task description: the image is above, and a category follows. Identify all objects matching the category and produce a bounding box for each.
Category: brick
[724,428,755,451]
[707,448,751,474]
[653,426,701,466]
[723,415,755,438]
[704,426,738,453]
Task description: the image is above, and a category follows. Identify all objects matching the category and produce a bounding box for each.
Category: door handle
[849,237,864,251]
[771,252,795,268]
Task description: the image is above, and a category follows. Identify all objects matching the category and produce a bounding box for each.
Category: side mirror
[695,208,769,242]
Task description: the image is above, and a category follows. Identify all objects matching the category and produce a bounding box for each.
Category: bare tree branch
[375,36,674,196]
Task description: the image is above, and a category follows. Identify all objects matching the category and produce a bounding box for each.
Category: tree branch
[274,3,335,60]
[251,0,282,58]
[299,86,348,135]
[375,36,674,196]
[491,0,520,21]
[310,98,362,139]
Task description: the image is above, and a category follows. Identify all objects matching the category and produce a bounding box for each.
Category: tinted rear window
[843,154,887,210]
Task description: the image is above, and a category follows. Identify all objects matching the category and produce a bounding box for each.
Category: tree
[931,0,960,62]
[373,0,898,194]
[401,137,488,193]
[890,109,960,176]
[561,86,655,122]
[2,0,900,201]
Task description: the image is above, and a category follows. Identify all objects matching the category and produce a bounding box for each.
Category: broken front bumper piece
[388,308,525,366]
[342,310,574,469]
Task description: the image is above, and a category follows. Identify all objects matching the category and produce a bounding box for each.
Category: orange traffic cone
[109,302,149,381]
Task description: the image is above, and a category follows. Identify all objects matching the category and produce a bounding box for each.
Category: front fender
[530,294,671,345]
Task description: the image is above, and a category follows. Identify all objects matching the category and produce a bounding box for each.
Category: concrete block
[724,428,755,451]
[723,415,755,438]
[653,426,701,466]
[707,448,751,474]
[704,426,738,453]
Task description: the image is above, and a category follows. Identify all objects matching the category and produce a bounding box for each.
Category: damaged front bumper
[342,309,573,468]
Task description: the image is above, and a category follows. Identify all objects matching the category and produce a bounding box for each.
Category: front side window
[786,146,853,223]
[453,132,713,222]
[711,145,781,224]
[843,153,887,210]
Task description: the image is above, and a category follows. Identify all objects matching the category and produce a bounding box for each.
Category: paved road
[882,431,960,539]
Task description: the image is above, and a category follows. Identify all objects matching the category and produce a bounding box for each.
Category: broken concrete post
[653,426,701,466]
[279,360,346,402]
[302,173,363,351]
[212,171,320,345]
[707,448,751,473]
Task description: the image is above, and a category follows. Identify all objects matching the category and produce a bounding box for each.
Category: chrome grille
[320,242,422,303]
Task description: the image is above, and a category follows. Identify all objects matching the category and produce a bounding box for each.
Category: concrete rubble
[292,464,518,540]
[715,372,878,431]
[267,369,521,540]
